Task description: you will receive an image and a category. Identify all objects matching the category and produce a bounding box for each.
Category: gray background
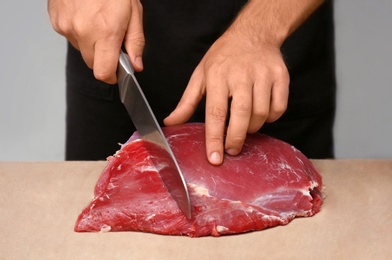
[0,1,391,161]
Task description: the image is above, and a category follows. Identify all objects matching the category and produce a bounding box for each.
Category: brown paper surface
[1,160,391,260]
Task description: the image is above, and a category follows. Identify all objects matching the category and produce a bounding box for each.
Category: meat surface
[75,123,323,237]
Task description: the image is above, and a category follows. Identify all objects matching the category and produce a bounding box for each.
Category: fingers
[225,66,289,157]
[93,0,144,83]
[247,79,271,134]
[205,76,229,166]
[164,67,205,126]
[79,29,123,84]
[225,86,252,156]
[267,67,289,123]
[124,0,145,72]
[93,38,123,84]
[165,62,227,166]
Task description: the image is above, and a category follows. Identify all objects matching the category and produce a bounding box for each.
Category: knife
[117,50,191,219]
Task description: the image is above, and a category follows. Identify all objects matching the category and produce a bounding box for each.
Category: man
[48,0,336,163]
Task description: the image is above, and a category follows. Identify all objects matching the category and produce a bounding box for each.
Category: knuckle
[208,135,224,145]
[72,19,88,37]
[208,105,227,123]
[253,108,269,120]
[274,63,289,80]
[228,134,246,146]
[131,32,145,47]
[231,101,251,115]
[206,133,224,155]
[247,110,269,133]
[204,59,225,77]
[51,22,62,34]
[51,17,70,35]
[94,70,114,83]
[274,102,288,115]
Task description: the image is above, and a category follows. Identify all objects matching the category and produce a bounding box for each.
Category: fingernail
[226,148,239,156]
[209,151,221,165]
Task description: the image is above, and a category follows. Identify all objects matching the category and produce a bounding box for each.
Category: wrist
[228,0,324,47]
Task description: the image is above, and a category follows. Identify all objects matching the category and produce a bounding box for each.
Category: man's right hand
[48,0,145,84]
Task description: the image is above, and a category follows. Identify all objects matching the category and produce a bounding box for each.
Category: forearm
[228,0,324,46]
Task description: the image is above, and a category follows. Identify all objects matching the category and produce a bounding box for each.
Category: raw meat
[75,123,323,237]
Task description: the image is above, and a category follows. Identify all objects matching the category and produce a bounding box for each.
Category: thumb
[124,0,145,72]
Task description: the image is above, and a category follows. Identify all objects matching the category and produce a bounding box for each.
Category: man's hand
[48,0,145,84]
[164,27,289,165]
[164,0,323,165]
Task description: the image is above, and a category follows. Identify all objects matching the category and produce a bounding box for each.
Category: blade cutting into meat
[74,123,324,237]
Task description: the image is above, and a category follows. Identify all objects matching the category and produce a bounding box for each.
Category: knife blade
[117,50,191,219]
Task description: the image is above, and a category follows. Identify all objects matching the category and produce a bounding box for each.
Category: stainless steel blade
[117,50,191,219]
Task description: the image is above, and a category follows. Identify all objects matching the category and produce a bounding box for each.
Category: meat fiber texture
[75,123,323,237]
